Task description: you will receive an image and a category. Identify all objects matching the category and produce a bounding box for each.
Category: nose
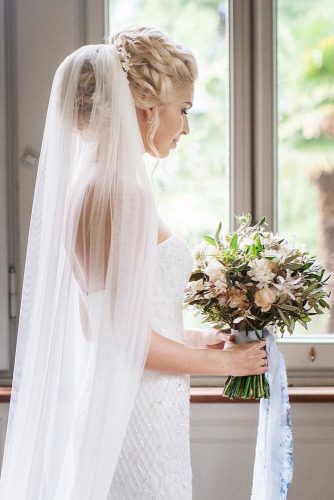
[182,114,190,135]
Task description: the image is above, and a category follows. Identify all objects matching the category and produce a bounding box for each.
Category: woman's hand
[205,329,234,350]
[184,327,233,349]
[217,339,268,376]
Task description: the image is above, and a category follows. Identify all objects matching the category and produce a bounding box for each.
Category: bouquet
[184,214,331,399]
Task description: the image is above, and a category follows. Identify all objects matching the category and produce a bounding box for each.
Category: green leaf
[257,216,266,227]
[230,233,238,250]
[284,254,298,264]
[286,263,304,270]
[203,235,216,246]
[255,235,263,252]
[319,299,330,309]
[278,303,300,312]
[297,319,308,330]
[278,308,292,332]
[305,282,319,294]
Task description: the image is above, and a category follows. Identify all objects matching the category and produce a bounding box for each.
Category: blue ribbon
[251,329,293,500]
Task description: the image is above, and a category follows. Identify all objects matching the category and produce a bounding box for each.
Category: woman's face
[136,84,194,158]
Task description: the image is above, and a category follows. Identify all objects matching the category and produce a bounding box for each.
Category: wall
[11,0,103,292]
[191,403,334,500]
[1,402,334,499]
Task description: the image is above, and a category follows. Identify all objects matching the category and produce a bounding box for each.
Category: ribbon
[250,329,293,500]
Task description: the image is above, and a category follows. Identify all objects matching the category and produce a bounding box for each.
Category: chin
[147,148,170,159]
[160,150,171,159]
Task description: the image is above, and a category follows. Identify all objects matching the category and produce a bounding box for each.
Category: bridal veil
[0,43,158,499]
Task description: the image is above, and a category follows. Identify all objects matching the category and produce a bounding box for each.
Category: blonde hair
[75,26,198,156]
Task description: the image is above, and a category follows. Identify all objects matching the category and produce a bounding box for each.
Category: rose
[228,288,249,309]
[254,286,278,312]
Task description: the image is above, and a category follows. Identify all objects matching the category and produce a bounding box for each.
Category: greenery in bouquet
[183,214,331,399]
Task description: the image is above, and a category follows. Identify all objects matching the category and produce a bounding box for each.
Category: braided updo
[75,26,198,155]
[109,25,197,105]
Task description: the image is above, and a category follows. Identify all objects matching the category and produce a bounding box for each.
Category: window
[106,0,334,385]
[108,0,230,329]
[275,0,334,384]
[277,0,334,337]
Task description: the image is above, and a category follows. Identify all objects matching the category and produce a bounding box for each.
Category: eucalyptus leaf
[319,299,330,309]
[278,308,292,331]
[286,263,304,270]
[278,304,300,312]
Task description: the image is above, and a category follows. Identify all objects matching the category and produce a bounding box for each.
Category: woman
[0,26,267,499]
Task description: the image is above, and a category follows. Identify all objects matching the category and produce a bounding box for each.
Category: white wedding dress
[108,233,194,500]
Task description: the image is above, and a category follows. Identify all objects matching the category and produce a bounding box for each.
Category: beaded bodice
[108,233,194,500]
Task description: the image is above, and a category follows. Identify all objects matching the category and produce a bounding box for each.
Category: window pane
[108,0,230,328]
[277,0,334,335]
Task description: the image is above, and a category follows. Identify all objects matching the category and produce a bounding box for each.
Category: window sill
[1,386,334,404]
[190,386,334,403]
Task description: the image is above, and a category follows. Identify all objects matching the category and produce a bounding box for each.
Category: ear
[135,106,154,124]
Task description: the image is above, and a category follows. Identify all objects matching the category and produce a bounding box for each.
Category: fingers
[249,340,266,349]
[206,331,234,347]
[251,341,268,372]
[251,366,269,375]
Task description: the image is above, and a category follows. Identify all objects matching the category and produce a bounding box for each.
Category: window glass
[108,0,230,328]
[277,0,334,335]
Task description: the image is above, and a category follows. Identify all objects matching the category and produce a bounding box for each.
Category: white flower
[261,232,279,247]
[261,245,291,263]
[248,258,276,288]
[273,270,303,300]
[205,245,223,263]
[193,241,208,267]
[239,236,255,249]
[205,260,224,282]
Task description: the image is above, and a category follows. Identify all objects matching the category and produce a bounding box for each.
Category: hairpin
[115,42,133,76]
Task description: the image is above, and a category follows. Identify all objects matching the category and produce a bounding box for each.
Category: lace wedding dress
[108,233,194,500]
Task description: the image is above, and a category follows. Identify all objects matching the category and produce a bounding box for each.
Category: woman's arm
[145,329,268,377]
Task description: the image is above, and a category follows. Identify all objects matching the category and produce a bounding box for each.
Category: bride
[0,25,267,499]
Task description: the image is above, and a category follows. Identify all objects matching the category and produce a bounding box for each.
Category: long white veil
[0,43,158,499]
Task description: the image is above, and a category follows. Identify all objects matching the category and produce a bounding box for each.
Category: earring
[147,117,153,125]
